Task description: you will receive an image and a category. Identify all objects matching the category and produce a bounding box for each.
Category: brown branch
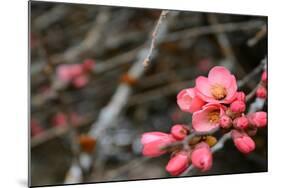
[143,10,169,67]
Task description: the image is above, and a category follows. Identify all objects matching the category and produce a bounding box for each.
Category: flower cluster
[141,66,267,176]
[56,59,95,88]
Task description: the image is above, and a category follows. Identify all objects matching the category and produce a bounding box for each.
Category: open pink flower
[192,103,225,133]
[231,130,255,154]
[195,66,237,104]
[191,142,212,171]
[141,132,176,157]
[166,151,190,176]
[177,88,205,113]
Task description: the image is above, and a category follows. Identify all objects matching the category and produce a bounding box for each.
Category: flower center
[211,84,227,100]
[208,111,220,124]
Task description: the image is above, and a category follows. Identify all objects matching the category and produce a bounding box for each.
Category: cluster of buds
[56,59,95,88]
[141,66,267,175]
[141,125,213,175]
[256,71,267,99]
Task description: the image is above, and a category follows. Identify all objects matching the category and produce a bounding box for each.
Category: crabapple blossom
[235,91,246,102]
[72,75,89,88]
[256,86,267,98]
[219,115,232,129]
[82,59,95,72]
[141,132,176,157]
[261,71,267,82]
[248,112,267,128]
[52,112,67,127]
[191,142,213,171]
[233,116,249,129]
[192,103,225,132]
[231,130,255,154]
[171,124,189,140]
[177,88,205,113]
[230,100,246,113]
[195,66,237,104]
[166,151,189,176]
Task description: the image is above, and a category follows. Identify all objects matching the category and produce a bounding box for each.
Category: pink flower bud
[230,100,246,113]
[256,86,267,98]
[219,115,232,129]
[248,112,267,128]
[233,116,249,129]
[83,59,95,72]
[231,130,255,154]
[166,151,189,176]
[171,124,189,140]
[235,91,246,102]
[57,64,84,82]
[31,119,44,136]
[261,71,267,82]
[72,75,89,88]
[52,112,67,127]
[141,132,176,157]
[191,142,212,171]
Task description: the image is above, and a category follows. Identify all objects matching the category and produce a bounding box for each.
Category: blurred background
[30,1,267,186]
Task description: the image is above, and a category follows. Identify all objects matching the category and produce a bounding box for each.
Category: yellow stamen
[211,84,227,100]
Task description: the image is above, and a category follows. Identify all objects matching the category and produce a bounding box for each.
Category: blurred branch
[143,11,169,67]
[247,25,267,47]
[64,10,173,183]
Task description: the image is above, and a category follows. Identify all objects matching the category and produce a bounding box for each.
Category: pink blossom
[192,103,225,132]
[191,142,212,171]
[166,151,189,176]
[231,130,255,154]
[233,116,249,129]
[171,124,189,140]
[261,71,267,82]
[256,86,267,98]
[72,75,89,88]
[195,66,237,104]
[219,115,232,129]
[235,91,246,102]
[57,64,84,82]
[52,112,67,127]
[141,132,176,157]
[31,119,44,136]
[230,100,246,113]
[177,88,205,113]
[248,112,267,128]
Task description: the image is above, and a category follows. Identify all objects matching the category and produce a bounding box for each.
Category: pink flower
[141,132,176,157]
[230,100,246,113]
[261,71,267,82]
[177,88,205,113]
[72,75,89,88]
[233,116,249,129]
[171,124,189,140]
[192,103,225,133]
[248,112,267,128]
[195,66,237,104]
[256,86,267,98]
[235,91,246,102]
[57,64,83,82]
[166,151,189,176]
[191,142,212,171]
[220,115,232,129]
[231,130,255,154]
[31,119,44,136]
[52,112,67,127]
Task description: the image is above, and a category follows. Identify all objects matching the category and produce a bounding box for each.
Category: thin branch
[247,25,267,47]
[143,10,169,67]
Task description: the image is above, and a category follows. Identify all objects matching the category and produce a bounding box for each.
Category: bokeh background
[30,1,267,186]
